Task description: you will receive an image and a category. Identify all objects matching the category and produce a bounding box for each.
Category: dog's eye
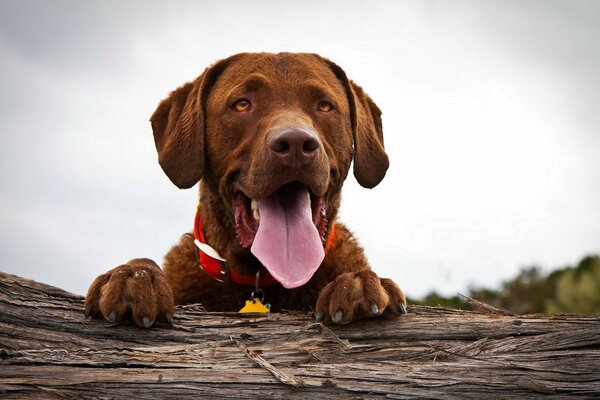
[233,99,251,112]
[317,101,333,112]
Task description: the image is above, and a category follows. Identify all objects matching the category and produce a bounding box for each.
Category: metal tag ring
[250,289,265,303]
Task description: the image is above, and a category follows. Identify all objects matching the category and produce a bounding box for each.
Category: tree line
[411,255,600,315]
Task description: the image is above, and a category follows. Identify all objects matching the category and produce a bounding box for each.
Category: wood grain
[1,271,599,399]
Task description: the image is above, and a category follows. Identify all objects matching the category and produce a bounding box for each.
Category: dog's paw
[315,270,407,324]
[84,258,175,328]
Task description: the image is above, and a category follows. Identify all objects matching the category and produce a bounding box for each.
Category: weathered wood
[1,272,599,399]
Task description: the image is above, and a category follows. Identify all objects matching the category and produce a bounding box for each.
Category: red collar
[193,205,336,287]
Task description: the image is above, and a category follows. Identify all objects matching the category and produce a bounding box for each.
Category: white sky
[1,0,599,298]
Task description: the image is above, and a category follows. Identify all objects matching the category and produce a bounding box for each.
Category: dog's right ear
[150,59,231,189]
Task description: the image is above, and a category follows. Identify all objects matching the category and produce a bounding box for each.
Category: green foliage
[409,292,465,310]
[545,256,600,314]
[415,255,600,315]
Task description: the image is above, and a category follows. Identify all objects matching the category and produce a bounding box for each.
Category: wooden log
[1,271,599,399]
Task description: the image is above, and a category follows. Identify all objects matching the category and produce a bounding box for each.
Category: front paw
[85,258,175,328]
[315,270,407,324]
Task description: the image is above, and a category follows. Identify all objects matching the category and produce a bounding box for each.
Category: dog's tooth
[251,199,258,211]
[253,209,260,221]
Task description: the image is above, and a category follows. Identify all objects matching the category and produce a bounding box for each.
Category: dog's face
[151,53,388,288]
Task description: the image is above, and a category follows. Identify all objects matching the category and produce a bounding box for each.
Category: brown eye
[318,100,333,112]
[233,99,251,112]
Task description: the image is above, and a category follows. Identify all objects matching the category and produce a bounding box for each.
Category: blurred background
[1,0,599,313]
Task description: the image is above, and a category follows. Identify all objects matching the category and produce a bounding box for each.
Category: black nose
[268,127,320,168]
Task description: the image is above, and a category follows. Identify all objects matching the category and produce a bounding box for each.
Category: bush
[415,255,600,315]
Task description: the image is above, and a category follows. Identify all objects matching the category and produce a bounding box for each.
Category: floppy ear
[150,59,230,189]
[324,59,389,188]
[347,82,389,188]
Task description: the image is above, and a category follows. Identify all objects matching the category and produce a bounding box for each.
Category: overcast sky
[1,0,599,298]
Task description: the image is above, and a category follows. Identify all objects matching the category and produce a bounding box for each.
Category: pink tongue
[251,184,324,289]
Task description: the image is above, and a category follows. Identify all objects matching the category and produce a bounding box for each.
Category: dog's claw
[84,304,92,318]
[315,311,324,322]
[142,316,150,328]
[398,302,407,314]
[333,310,343,323]
[370,303,379,315]
[165,313,174,326]
[108,311,116,323]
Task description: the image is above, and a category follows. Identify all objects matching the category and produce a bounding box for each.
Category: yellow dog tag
[239,299,270,313]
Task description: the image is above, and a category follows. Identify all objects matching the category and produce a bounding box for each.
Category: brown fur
[85,53,406,327]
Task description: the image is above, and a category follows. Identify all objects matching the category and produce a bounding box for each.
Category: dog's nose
[268,127,320,168]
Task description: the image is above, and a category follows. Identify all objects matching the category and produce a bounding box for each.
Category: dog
[85,53,406,327]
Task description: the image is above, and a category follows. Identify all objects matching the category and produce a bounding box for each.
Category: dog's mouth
[232,181,328,288]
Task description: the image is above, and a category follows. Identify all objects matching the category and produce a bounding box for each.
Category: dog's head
[151,53,388,288]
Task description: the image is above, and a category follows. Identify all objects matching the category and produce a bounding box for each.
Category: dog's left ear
[150,58,232,189]
[324,59,389,188]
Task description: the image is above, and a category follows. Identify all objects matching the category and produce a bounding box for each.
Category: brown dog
[85,53,406,327]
